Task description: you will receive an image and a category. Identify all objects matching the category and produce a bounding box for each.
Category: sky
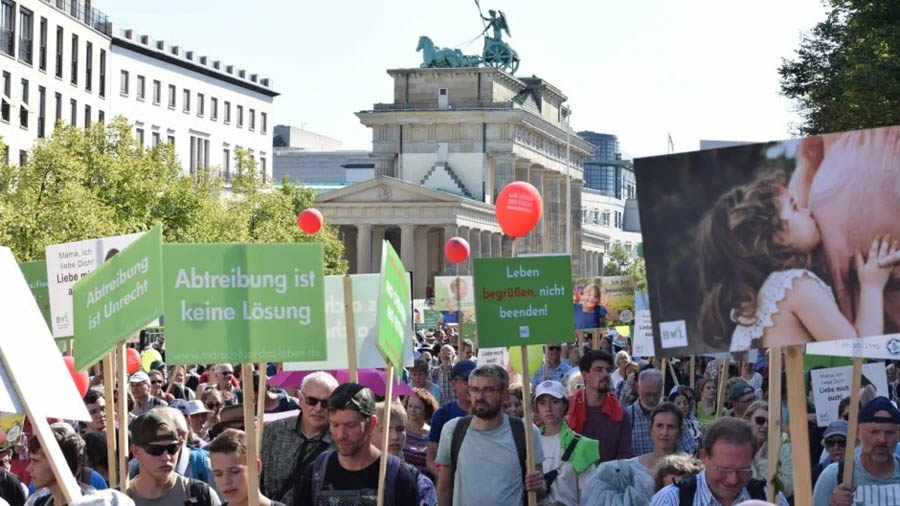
[96,0,828,159]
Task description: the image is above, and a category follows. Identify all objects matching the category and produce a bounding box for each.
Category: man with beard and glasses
[261,371,337,506]
[295,383,419,505]
[567,350,632,462]
[435,364,546,506]
[813,397,900,506]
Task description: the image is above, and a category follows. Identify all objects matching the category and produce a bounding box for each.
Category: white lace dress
[730,269,835,352]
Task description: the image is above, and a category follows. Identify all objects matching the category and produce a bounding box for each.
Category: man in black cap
[813,396,900,506]
[425,359,475,477]
[295,383,418,505]
[127,412,220,506]
[726,380,757,418]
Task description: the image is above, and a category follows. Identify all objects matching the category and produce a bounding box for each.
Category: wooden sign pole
[716,359,728,418]
[520,345,538,506]
[0,347,82,503]
[591,333,598,350]
[102,351,118,488]
[660,358,668,396]
[842,358,863,487]
[668,359,680,387]
[376,365,396,506]
[784,345,812,506]
[256,362,267,450]
[766,347,782,504]
[689,356,696,389]
[241,364,260,506]
[116,343,129,492]
[343,275,359,383]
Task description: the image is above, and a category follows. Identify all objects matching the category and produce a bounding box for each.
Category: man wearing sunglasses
[130,371,169,418]
[261,371,338,506]
[127,412,221,506]
[530,343,573,390]
[813,397,900,506]
[812,420,848,489]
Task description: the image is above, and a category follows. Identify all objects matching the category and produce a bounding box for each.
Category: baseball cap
[328,383,376,417]
[822,419,848,441]
[149,360,166,372]
[728,381,755,401]
[451,360,477,380]
[535,380,567,400]
[129,371,150,384]
[859,396,900,424]
[131,412,179,446]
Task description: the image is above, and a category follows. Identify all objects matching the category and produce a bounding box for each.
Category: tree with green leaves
[0,117,347,273]
[779,0,900,135]
[601,243,646,291]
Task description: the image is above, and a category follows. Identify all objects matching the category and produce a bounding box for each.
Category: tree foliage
[601,243,647,292]
[779,0,900,135]
[0,117,347,273]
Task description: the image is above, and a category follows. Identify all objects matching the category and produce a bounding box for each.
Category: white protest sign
[284,274,414,371]
[806,334,900,361]
[0,247,90,421]
[632,310,655,358]
[811,362,888,427]
[477,347,509,368]
[45,233,142,337]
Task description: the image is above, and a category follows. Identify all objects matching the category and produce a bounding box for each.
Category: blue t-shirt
[428,401,468,443]
[574,302,607,329]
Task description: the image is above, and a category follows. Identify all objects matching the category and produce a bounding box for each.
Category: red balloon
[495,182,543,238]
[297,208,324,235]
[63,356,90,398]
[444,237,470,263]
[126,347,141,375]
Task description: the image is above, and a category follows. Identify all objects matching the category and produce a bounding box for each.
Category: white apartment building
[1,0,112,165]
[109,27,277,182]
[0,0,278,181]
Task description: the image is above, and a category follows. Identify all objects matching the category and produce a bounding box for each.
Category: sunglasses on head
[142,443,179,456]
[753,416,767,426]
[303,395,329,408]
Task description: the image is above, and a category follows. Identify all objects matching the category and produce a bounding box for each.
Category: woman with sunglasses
[743,400,794,500]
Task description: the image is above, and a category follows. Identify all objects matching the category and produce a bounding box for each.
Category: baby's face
[776,190,821,253]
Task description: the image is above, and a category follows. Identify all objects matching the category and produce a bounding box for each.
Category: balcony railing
[0,28,13,56]
[42,0,111,36]
[18,37,32,64]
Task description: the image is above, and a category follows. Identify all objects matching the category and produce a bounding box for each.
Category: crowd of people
[3,329,900,506]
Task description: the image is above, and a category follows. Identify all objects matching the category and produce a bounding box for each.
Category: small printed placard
[660,320,688,349]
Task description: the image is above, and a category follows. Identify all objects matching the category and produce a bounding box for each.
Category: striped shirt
[650,471,751,506]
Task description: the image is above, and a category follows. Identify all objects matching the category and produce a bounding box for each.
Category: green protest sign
[461,321,477,343]
[163,242,326,364]
[19,260,52,329]
[73,226,164,371]
[473,255,574,348]
[376,240,409,375]
[423,310,441,327]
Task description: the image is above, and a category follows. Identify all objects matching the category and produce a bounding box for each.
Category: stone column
[400,224,416,273]
[414,227,429,298]
[356,224,372,274]
[372,154,396,178]
[492,153,517,203]
[468,227,481,274]
[492,233,502,260]
[481,230,492,258]
[570,179,583,271]
[528,166,545,255]
[443,224,458,275]
[371,227,386,271]
[542,172,562,253]
[457,226,470,276]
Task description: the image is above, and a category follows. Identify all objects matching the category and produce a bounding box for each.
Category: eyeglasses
[753,416,767,426]
[220,371,234,377]
[142,443,179,457]
[825,437,847,447]
[468,386,500,396]
[150,380,164,385]
[708,462,753,478]
[205,402,222,411]
[303,395,329,408]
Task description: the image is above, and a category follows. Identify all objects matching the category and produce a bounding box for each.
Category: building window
[1,71,9,123]
[182,89,190,113]
[222,148,230,183]
[18,150,26,166]
[601,211,610,226]
[223,101,231,124]
[260,156,266,183]
[70,34,78,85]
[151,131,160,147]
[70,98,76,125]
[152,80,160,104]
[55,26,62,78]
[135,127,144,147]
[38,17,46,70]
[167,84,175,109]
[261,112,267,134]
[18,7,32,64]
[167,135,175,146]
[189,135,209,174]
[97,109,103,125]
[197,93,204,117]
[54,92,61,123]
[84,104,90,128]
[137,75,145,100]
[237,105,243,128]
[20,78,28,128]
[0,1,14,57]
[120,70,129,96]
[249,108,255,131]
[37,85,45,137]
[210,97,217,120]
[85,41,92,91]
[99,49,106,97]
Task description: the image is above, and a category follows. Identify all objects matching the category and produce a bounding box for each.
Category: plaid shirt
[530,361,575,389]
[260,413,334,505]
[430,366,456,403]
[627,401,698,457]
[650,471,752,506]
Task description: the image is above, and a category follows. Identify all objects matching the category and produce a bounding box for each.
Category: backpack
[310,449,402,505]
[449,415,527,504]
[542,434,582,489]
[675,474,766,505]
[183,478,213,506]
[187,449,209,484]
